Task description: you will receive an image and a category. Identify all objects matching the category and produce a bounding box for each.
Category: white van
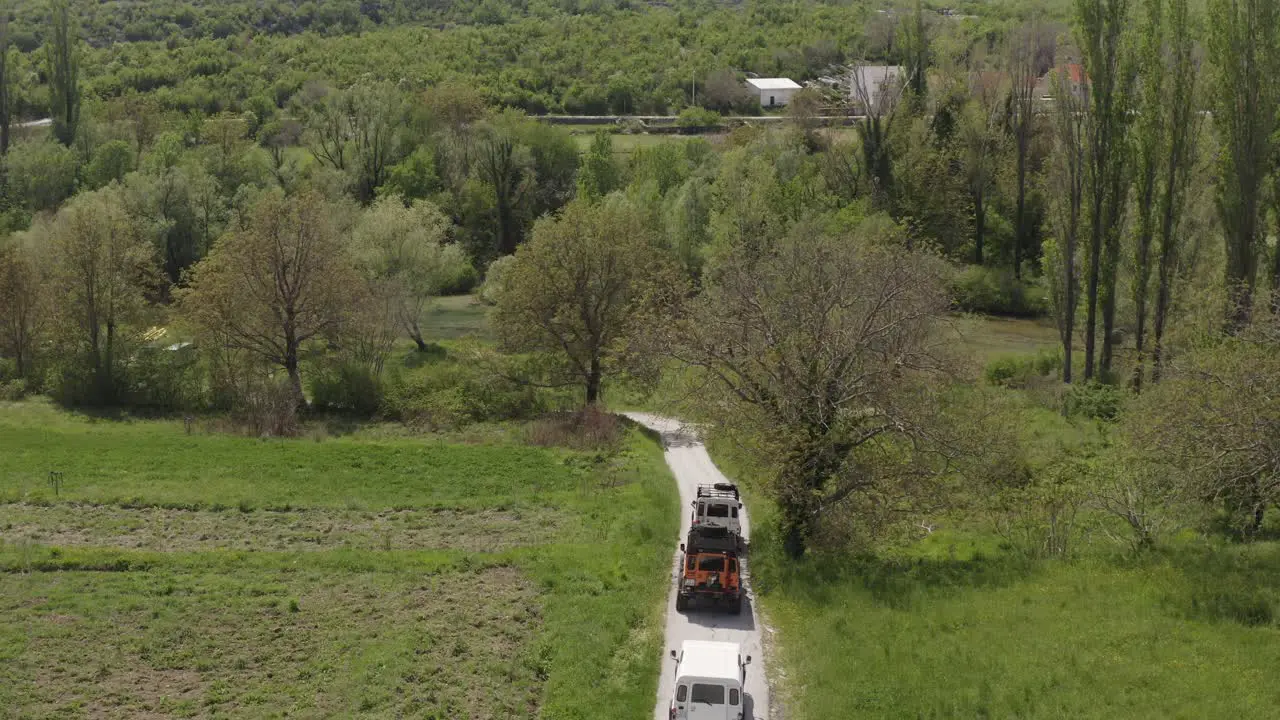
[691,483,743,545]
[667,640,750,720]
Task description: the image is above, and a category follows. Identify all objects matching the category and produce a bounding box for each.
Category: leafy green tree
[258,118,302,189]
[46,0,80,146]
[1007,20,1049,279]
[84,139,135,189]
[491,196,676,405]
[1208,0,1279,329]
[49,185,157,403]
[379,145,441,202]
[1046,67,1088,384]
[0,230,47,379]
[1132,0,1202,387]
[1077,0,1137,379]
[5,139,78,212]
[0,5,12,155]
[576,131,620,202]
[353,195,469,351]
[899,0,931,106]
[959,81,1007,265]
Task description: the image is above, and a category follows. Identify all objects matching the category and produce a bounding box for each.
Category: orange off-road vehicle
[676,525,742,614]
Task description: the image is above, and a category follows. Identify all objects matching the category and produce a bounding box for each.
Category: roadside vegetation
[4,0,1280,716]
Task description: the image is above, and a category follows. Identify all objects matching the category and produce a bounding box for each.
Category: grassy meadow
[704,316,1280,719]
[0,401,678,719]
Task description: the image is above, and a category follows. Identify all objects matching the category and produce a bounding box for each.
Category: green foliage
[575,130,620,202]
[676,106,721,129]
[84,139,136,189]
[309,360,384,416]
[1066,380,1123,420]
[378,145,441,201]
[951,265,1051,317]
[4,139,79,212]
[381,350,548,429]
[984,350,1063,388]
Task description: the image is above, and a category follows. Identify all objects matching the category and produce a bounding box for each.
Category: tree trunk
[1062,224,1078,385]
[1151,253,1173,384]
[585,356,602,406]
[285,345,305,409]
[1084,218,1102,381]
[1132,239,1151,391]
[973,190,985,266]
[1272,211,1280,315]
[1013,140,1028,280]
[1099,226,1121,379]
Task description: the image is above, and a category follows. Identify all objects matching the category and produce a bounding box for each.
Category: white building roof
[746,78,801,91]
[677,640,741,682]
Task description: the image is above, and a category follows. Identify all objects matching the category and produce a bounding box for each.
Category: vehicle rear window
[705,504,730,518]
[676,685,688,702]
[730,688,740,705]
[698,556,726,572]
[691,684,726,704]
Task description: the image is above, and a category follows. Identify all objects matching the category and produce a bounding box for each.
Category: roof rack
[686,525,739,554]
[696,482,740,500]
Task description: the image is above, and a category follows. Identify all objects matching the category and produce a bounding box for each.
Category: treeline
[0,0,1066,119]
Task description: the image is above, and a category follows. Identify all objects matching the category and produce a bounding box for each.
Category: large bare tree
[664,218,967,557]
[180,190,360,405]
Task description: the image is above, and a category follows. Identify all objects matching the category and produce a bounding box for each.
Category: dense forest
[0,0,1070,118]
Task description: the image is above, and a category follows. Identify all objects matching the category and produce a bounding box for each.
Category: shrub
[676,107,722,130]
[438,262,480,295]
[232,377,299,437]
[950,266,1050,317]
[478,255,515,306]
[125,344,206,411]
[309,361,384,416]
[381,354,545,429]
[1066,381,1122,421]
[984,350,1062,388]
[0,379,27,401]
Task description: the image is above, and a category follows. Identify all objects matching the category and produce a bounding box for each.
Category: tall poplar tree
[1077,0,1136,380]
[1208,0,1279,331]
[46,0,80,147]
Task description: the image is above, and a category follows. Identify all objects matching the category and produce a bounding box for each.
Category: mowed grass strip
[0,503,572,552]
[0,401,582,510]
[0,564,542,719]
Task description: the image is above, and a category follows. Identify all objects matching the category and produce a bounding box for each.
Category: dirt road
[626,413,771,720]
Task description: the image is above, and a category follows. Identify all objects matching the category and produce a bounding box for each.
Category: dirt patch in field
[0,502,570,553]
[1,566,543,719]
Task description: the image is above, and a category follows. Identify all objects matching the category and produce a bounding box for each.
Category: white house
[746,78,802,108]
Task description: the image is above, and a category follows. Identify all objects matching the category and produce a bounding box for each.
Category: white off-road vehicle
[668,640,751,720]
[691,483,743,547]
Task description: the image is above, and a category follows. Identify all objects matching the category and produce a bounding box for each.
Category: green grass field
[0,401,678,719]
